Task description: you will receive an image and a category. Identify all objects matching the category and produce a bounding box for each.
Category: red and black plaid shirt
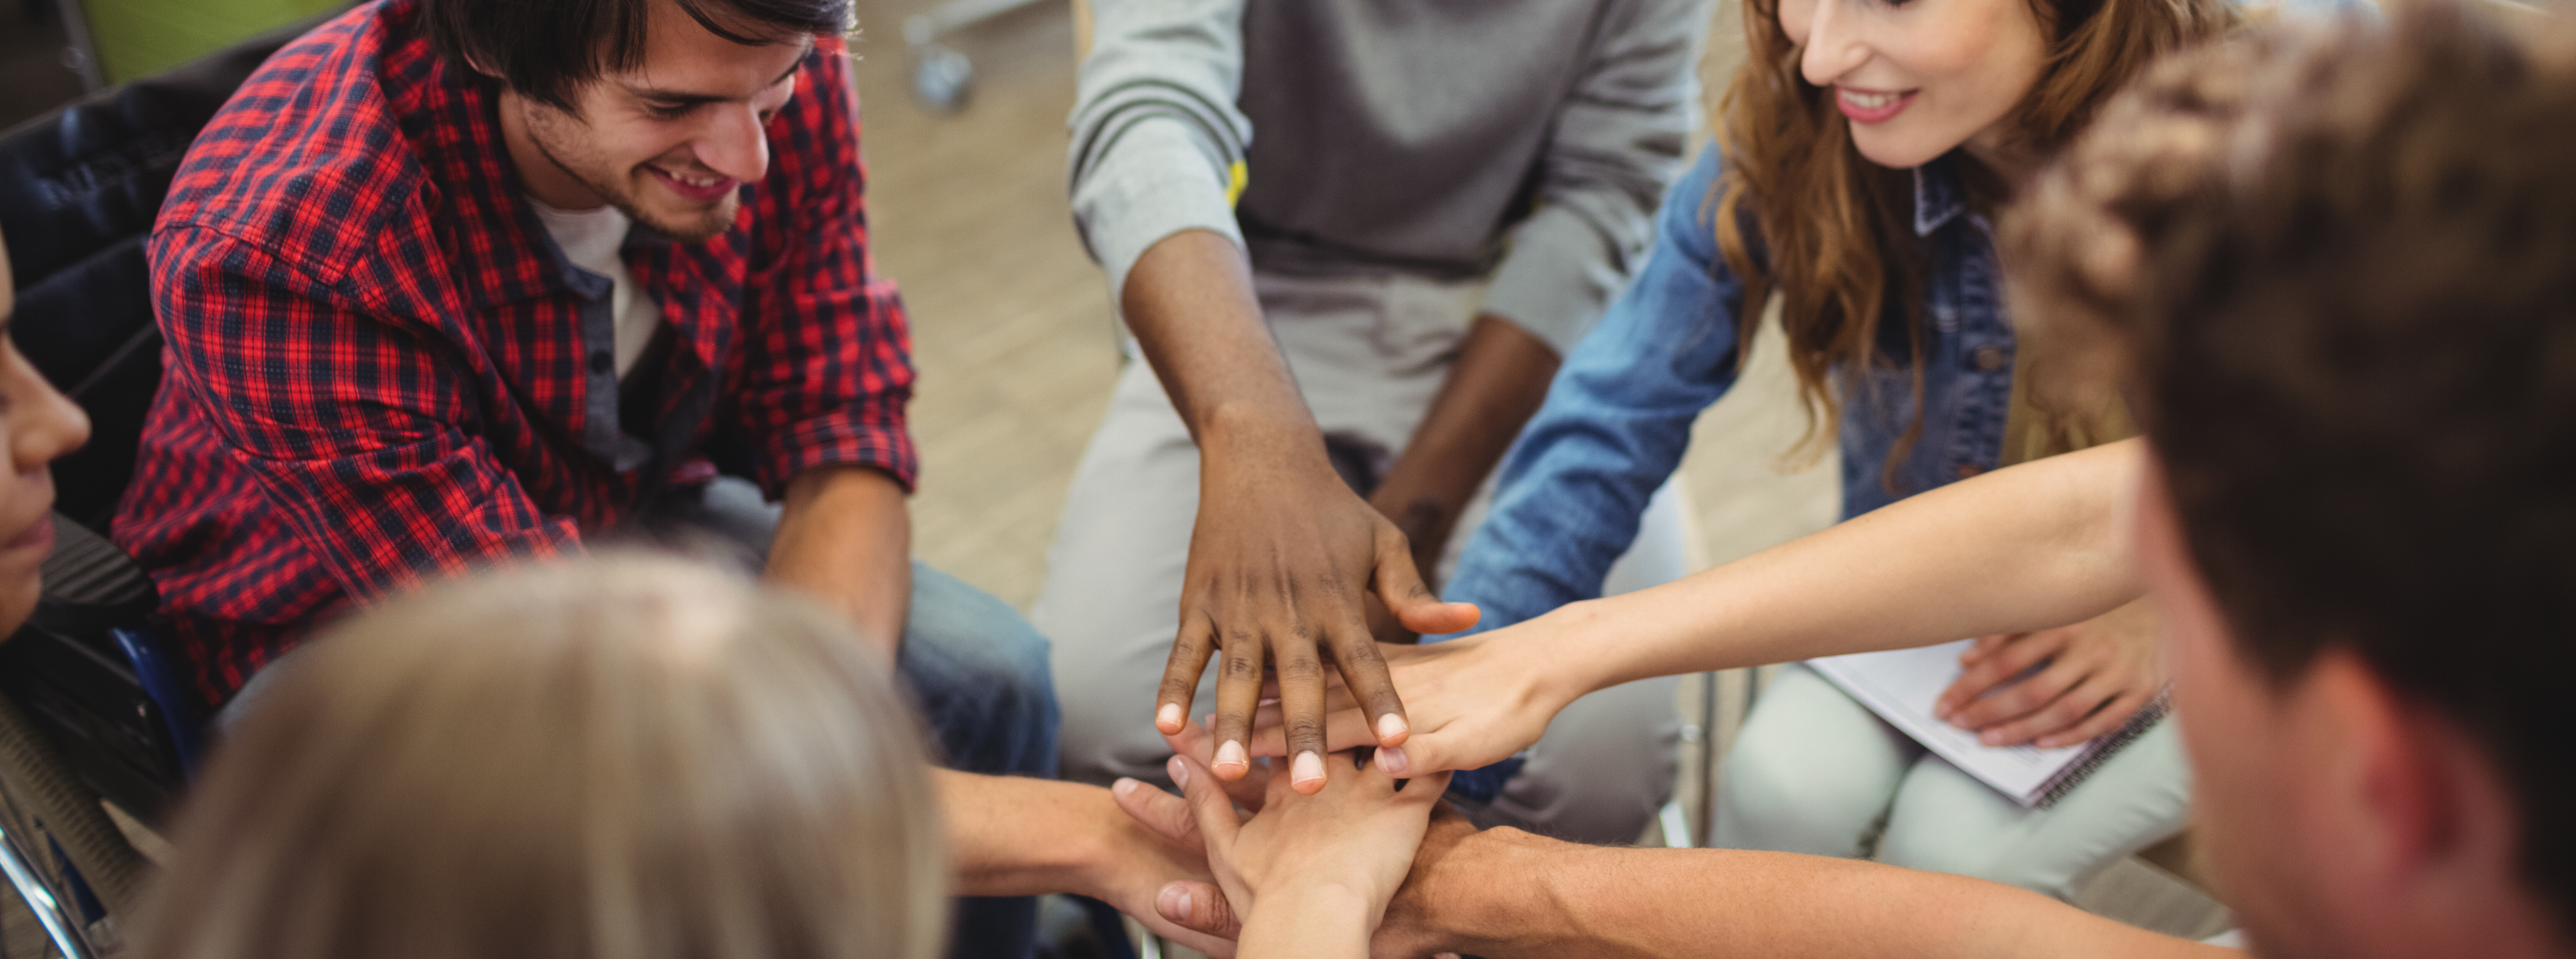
[115,0,915,707]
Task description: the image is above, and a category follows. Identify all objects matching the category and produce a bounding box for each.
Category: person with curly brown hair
[1431,0,2239,898]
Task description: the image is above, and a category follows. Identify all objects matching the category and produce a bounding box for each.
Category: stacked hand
[1163,457,1481,793]
[1114,720,1454,959]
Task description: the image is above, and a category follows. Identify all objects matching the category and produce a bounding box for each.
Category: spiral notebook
[1807,639,2170,809]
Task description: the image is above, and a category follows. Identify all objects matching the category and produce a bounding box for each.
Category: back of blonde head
[136,555,946,959]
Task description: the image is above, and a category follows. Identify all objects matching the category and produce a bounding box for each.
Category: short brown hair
[134,555,946,959]
[2009,1,2576,931]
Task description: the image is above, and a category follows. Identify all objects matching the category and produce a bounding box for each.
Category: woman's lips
[1836,87,1918,125]
[648,165,736,203]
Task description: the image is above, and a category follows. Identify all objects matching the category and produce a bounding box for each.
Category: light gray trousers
[1712,664,2194,899]
[1035,270,1687,844]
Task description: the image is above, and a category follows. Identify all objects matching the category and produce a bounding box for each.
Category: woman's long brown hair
[1712,0,2237,476]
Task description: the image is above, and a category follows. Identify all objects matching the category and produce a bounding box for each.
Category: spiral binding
[2033,688,2172,809]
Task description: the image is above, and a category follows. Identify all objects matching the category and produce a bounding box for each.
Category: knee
[1712,727,1887,855]
[901,567,1062,739]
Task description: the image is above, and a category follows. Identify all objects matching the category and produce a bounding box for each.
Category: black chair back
[0,15,336,823]
[0,19,319,531]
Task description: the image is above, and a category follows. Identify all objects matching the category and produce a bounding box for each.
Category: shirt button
[590,351,614,375]
[1973,346,2006,371]
[1956,463,1985,480]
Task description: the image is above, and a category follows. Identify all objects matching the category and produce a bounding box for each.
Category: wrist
[1390,826,1571,957]
[1525,601,1619,708]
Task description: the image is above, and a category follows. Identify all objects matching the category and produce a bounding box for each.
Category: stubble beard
[521,104,739,243]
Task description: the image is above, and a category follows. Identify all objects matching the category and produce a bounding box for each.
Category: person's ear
[2301,650,2526,934]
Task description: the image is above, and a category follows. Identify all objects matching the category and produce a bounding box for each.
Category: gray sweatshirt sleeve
[1065,0,1254,307]
[1481,0,1712,356]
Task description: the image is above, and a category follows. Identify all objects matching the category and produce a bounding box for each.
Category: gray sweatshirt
[1068,0,1711,354]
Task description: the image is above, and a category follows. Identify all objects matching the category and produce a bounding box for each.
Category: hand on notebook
[1933,599,2165,748]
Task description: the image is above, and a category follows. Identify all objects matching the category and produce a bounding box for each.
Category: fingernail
[1380,745,1410,775]
[1114,777,1139,796]
[1215,740,1248,772]
[1933,703,1952,720]
[1158,884,1190,921]
[1292,751,1326,788]
[1377,713,1409,742]
[1157,703,1183,730]
[1167,755,1190,790]
[1980,730,2005,747]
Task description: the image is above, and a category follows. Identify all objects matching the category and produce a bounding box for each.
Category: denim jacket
[1444,145,2020,635]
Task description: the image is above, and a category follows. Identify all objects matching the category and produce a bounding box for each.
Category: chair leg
[0,825,96,959]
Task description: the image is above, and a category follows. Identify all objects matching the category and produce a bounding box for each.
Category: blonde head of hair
[136,554,947,959]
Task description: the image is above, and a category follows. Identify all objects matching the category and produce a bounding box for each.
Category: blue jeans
[896,564,1063,959]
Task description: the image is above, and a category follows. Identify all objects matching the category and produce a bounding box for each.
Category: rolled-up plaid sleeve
[733,46,917,498]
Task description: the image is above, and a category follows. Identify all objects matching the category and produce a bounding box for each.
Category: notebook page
[1807,640,2088,805]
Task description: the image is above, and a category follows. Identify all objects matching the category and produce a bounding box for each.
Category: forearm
[1239,884,1373,959]
[1122,229,1333,473]
[935,771,1123,898]
[767,465,911,658]
[1370,315,1559,573]
[1556,439,2148,694]
[1407,829,2206,959]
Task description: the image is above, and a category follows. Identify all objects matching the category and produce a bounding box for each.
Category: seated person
[1043,0,1709,840]
[113,0,1058,951]
[1134,6,2576,955]
[1438,0,2235,897]
[0,221,100,632]
[129,555,1220,959]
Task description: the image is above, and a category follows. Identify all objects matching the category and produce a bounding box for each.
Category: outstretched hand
[1160,459,1478,794]
[1232,629,1573,780]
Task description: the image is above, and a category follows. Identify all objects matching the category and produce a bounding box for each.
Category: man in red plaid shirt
[109,1,1218,955]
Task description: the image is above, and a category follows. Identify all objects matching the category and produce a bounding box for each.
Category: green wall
[83,0,344,84]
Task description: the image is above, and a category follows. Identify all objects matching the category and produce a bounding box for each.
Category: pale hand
[1933,599,2165,748]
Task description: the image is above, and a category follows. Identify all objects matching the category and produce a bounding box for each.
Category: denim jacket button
[1973,346,2006,371]
[1956,463,1985,480]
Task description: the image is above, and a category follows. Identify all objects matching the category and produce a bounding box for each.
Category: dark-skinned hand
[1161,450,1479,794]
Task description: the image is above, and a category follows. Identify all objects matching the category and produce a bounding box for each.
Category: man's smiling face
[506,0,811,241]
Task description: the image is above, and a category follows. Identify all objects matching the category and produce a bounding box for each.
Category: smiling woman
[1437,0,2245,906]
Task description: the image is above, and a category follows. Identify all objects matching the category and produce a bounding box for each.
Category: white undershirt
[530,198,660,380]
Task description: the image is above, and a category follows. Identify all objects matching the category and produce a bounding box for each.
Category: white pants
[1035,271,1690,844]
[1712,664,2194,899]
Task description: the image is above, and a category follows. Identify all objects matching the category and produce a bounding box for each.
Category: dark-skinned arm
[1123,228,1478,794]
[1365,314,1560,627]
[766,465,911,660]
